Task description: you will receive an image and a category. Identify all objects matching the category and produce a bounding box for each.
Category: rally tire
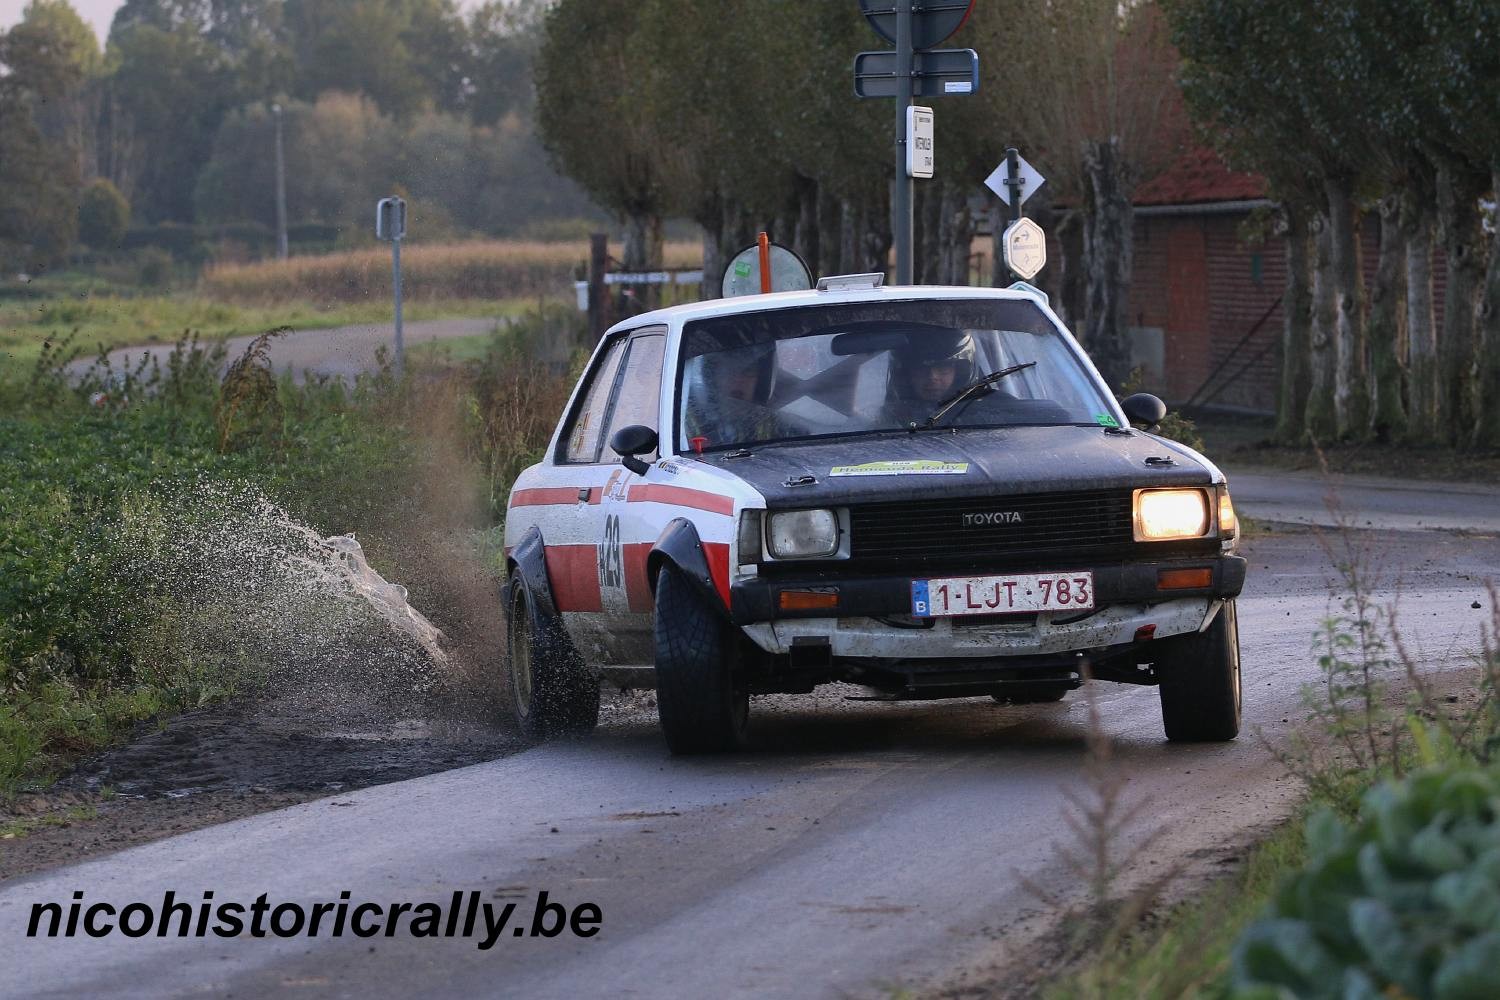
[992,684,1070,705]
[652,565,749,754]
[506,570,599,741]
[1156,600,1241,742]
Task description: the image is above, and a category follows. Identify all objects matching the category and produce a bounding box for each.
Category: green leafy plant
[1231,763,1500,1000]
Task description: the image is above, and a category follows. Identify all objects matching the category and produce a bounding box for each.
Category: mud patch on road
[1,663,527,882]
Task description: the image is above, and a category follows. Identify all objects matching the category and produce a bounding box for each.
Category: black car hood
[696,426,1216,507]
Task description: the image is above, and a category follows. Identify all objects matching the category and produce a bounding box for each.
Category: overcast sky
[0,1,499,44]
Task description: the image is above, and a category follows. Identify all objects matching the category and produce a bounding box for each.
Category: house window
[1250,253,1264,286]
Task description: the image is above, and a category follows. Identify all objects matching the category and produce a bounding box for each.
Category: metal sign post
[375,196,407,375]
[856,0,977,285]
[983,147,1047,282]
[893,0,914,285]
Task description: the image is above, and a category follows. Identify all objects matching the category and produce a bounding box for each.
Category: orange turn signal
[1157,568,1213,590]
[778,589,839,611]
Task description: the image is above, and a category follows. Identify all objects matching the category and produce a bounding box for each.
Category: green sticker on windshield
[1095,413,1120,428]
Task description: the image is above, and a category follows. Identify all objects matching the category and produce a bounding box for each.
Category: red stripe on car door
[622,542,654,612]
[511,487,598,507]
[626,484,735,516]
[543,543,602,612]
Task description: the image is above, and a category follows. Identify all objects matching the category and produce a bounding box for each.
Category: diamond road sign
[854,48,979,99]
[984,153,1045,206]
[1002,217,1047,280]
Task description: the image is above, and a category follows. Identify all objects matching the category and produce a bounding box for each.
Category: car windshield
[676,298,1116,452]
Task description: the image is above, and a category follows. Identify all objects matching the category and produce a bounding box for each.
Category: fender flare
[507,526,560,621]
[646,518,727,617]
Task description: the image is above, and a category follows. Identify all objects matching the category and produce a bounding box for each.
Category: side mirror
[1120,393,1167,429]
[609,424,658,476]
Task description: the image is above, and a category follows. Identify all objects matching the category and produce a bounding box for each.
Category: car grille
[848,489,1135,567]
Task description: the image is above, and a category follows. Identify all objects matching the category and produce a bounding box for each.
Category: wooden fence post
[588,233,612,342]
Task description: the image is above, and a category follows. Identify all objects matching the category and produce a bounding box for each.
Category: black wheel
[506,569,598,740]
[652,565,749,754]
[992,684,1070,704]
[1156,599,1241,742]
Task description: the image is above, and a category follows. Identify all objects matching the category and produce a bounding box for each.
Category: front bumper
[730,554,1245,660]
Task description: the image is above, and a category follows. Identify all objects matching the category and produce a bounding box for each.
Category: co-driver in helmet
[682,341,797,447]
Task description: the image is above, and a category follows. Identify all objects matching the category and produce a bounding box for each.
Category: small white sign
[1003,217,1047,280]
[944,80,973,93]
[984,154,1046,206]
[906,106,934,179]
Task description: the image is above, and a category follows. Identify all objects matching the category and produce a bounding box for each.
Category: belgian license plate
[911,572,1095,618]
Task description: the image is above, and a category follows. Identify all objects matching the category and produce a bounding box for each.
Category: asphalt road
[2,485,1497,998]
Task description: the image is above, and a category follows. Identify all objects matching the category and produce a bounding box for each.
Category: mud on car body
[503,281,1245,753]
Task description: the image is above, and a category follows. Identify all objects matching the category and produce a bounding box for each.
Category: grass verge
[1045,811,1308,999]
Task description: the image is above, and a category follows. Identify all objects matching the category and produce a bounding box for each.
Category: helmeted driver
[882,329,977,426]
[682,342,793,447]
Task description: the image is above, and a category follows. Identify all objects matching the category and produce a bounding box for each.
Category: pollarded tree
[534,0,671,274]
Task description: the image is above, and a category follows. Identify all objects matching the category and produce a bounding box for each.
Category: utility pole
[272,103,288,260]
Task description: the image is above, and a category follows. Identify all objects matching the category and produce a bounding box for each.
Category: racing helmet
[698,340,778,404]
[887,328,975,401]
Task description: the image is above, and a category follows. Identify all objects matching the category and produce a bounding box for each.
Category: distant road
[66,316,502,383]
[1225,466,1500,533]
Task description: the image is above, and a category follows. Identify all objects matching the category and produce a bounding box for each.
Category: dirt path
[66,316,504,382]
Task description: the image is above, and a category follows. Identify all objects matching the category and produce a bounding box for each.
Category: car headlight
[1134,488,1211,541]
[766,509,840,559]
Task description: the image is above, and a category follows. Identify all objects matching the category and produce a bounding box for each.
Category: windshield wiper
[922,361,1037,427]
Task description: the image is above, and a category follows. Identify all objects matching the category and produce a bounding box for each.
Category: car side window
[560,336,627,464]
[602,333,665,460]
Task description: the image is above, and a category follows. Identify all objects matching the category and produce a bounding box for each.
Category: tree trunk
[935,182,958,284]
[1081,137,1134,389]
[1275,206,1313,444]
[1473,163,1500,448]
[1305,213,1338,441]
[840,197,858,276]
[700,216,723,302]
[864,186,891,275]
[1056,208,1086,330]
[989,201,1005,288]
[1368,194,1408,442]
[944,184,974,285]
[622,210,663,311]
[816,183,841,279]
[793,175,818,274]
[1029,186,1061,304]
[1434,160,1485,444]
[1403,184,1438,443]
[1324,174,1369,439]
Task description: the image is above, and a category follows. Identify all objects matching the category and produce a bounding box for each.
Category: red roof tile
[1133,147,1267,206]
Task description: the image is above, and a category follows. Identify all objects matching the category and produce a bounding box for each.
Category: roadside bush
[135,247,175,289]
[1232,763,1500,1000]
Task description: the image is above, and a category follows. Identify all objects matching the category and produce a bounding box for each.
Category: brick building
[1126,148,1281,412]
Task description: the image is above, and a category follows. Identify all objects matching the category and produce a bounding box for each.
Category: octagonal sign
[1002,218,1046,280]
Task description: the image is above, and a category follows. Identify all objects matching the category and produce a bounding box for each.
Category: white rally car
[503,277,1244,753]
